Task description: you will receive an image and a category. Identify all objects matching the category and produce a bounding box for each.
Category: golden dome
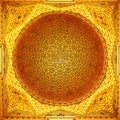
[13,12,106,105]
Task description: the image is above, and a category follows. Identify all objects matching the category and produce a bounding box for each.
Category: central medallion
[13,12,106,105]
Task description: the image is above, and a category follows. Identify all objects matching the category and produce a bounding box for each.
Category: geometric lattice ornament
[0,0,119,120]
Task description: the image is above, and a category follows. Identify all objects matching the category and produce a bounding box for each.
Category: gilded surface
[13,12,105,105]
[2,1,117,118]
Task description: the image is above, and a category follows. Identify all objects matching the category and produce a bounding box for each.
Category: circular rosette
[13,12,106,105]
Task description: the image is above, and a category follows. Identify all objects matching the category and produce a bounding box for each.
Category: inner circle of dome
[13,12,106,105]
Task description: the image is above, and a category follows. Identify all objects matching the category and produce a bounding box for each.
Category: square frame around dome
[0,0,120,120]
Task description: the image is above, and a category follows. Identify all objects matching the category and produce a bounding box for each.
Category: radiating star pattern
[4,2,117,117]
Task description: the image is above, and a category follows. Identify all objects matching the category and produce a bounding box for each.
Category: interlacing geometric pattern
[4,2,117,118]
[13,12,106,105]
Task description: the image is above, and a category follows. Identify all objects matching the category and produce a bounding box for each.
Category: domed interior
[13,13,105,105]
